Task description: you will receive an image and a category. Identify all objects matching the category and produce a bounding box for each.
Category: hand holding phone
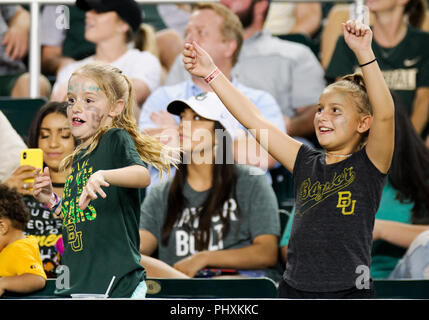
[20,148,43,191]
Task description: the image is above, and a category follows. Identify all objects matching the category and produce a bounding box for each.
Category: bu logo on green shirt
[61,159,98,252]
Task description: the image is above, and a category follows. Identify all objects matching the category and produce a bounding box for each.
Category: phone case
[20,148,43,185]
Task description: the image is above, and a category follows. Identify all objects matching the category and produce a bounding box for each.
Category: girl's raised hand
[183,41,217,79]
[78,170,110,210]
[342,20,372,57]
[33,167,53,204]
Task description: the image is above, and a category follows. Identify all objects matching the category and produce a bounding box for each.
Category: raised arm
[182,41,302,172]
[343,21,394,174]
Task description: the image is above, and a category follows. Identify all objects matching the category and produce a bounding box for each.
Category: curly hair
[0,184,30,230]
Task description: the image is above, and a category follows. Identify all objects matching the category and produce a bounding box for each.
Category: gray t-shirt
[0,5,26,75]
[140,164,280,277]
[285,145,387,292]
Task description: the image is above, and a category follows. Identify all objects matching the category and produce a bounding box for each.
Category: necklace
[52,182,65,188]
[325,152,353,158]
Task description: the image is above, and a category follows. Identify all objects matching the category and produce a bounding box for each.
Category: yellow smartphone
[20,148,43,187]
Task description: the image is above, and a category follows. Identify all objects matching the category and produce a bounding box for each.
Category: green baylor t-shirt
[56,128,147,298]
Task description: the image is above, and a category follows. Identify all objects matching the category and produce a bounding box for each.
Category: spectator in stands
[41,5,95,76]
[165,0,325,141]
[139,2,285,189]
[321,2,429,70]
[182,19,395,298]
[9,102,75,278]
[0,5,51,98]
[388,230,429,279]
[325,0,429,143]
[371,100,429,278]
[264,1,322,38]
[280,96,429,279]
[50,0,162,119]
[0,184,47,297]
[139,93,281,280]
[0,110,27,185]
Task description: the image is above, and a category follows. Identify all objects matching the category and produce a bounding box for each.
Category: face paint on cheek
[335,115,348,133]
[87,106,105,130]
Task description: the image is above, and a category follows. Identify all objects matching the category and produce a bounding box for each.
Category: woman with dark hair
[325,0,429,142]
[5,101,75,278]
[371,95,429,278]
[139,93,281,279]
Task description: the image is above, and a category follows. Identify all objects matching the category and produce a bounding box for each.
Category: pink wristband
[204,67,220,84]
[41,192,59,210]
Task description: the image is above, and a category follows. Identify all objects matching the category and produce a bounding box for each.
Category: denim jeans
[389,230,429,279]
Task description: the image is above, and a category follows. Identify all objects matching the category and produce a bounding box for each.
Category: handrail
[0,0,353,98]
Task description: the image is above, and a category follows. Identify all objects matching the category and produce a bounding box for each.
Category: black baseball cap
[76,0,142,32]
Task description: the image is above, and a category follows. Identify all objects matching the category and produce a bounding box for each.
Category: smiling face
[66,75,113,145]
[315,87,371,154]
[38,112,75,171]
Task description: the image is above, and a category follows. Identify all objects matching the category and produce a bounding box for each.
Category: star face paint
[66,75,112,146]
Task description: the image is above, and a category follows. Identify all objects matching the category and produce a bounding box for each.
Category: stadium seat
[0,97,47,141]
[4,278,429,299]
[269,165,294,212]
[145,277,278,299]
[2,277,278,299]
[374,279,429,299]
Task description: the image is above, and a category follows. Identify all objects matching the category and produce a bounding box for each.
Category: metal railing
[0,0,354,98]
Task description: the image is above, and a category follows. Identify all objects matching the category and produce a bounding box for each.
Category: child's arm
[182,42,302,173]
[343,20,395,174]
[173,234,278,278]
[0,274,46,297]
[79,165,150,210]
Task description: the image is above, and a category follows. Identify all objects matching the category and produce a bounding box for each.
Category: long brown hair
[60,62,179,173]
[405,0,427,29]
[161,122,239,251]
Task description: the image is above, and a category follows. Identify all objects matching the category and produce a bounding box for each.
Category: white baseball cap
[167,92,240,139]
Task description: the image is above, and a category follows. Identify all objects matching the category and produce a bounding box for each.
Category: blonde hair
[193,2,244,66]
[328,73,372,116]
[60,62,179,176]
[133,23,159,58]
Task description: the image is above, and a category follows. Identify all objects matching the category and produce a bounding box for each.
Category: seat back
[145,277,278,299]
[374,279,429,299]
[0,97,47,141]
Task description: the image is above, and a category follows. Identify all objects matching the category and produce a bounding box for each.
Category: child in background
[0,184,47,297]
[182,20,395,298]
[33,62,178,298]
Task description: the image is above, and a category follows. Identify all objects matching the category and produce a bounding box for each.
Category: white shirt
[52,48,162,94]
[0,110,27,182]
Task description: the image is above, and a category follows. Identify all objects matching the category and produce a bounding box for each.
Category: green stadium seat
[269,165,294,212]
[3,277,278,299]
[145,277,278,299]
[5,278,429,299]
[0,97,47,141]
[374,279,429,299]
